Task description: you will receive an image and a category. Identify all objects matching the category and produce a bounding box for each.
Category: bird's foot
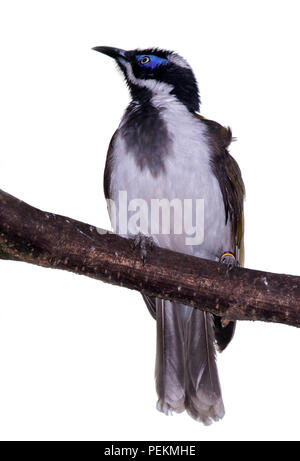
[133,233,155,265]
[220,251,238,274]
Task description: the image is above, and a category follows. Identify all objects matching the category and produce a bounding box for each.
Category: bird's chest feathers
[112,97,218,204]
[109,97,231,258]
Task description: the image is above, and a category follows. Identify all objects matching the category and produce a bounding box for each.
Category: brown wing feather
[195,113,245,261]
[195,113,245,350]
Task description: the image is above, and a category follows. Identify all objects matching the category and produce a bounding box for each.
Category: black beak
[92,46,128,61]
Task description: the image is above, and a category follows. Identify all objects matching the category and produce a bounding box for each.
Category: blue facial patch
[136,54,168,69]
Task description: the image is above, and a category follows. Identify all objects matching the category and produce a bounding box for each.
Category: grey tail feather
[155,299,225,424]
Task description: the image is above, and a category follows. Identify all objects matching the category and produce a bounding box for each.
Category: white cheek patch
[124,62,174,94]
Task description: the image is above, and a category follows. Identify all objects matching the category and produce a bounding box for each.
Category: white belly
[108,96,232,261]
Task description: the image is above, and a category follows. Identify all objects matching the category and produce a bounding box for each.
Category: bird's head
[93,46,200,113]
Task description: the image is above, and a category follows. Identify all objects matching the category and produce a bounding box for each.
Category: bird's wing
[104,131,159,320]
[142,294,157,319]
[195,113,245,264]
[103,130,118,200]
[195,114,245,351]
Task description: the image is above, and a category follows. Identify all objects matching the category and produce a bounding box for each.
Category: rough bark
[0,188,299,327]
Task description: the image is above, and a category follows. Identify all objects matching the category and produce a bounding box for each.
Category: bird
[93,45,245,424]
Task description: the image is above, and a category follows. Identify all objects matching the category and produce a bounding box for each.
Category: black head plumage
[93,46,200,113]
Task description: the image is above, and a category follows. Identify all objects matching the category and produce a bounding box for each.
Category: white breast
[109,95,232,261]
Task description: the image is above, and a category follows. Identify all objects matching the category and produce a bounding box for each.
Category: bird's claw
[220,251,238,274]
[133,233,155,264]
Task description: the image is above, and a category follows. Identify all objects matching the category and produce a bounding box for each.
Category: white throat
[123,61,173,95]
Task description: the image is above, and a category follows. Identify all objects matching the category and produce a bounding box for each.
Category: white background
[0,0,300,441]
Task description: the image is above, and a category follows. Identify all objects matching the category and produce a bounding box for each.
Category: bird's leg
[219,251,238,327]
[133,233,155,265]
[220,251,238,272]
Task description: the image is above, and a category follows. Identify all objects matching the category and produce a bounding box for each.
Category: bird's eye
[140,56,150,65]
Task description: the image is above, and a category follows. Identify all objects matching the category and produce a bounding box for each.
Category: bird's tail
[155,299,224,425]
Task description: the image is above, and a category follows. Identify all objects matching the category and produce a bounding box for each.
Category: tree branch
[0,188,299,327]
